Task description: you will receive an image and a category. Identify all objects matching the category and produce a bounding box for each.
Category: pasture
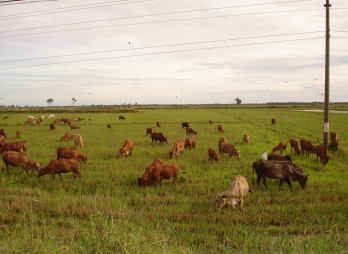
[0,106,348,253]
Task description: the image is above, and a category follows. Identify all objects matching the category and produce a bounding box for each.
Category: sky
[0,0,347,106]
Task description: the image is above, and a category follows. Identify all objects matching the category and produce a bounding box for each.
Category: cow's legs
[58,173,63,181]
[262,177,268,188]
[285,178,292,191]
[239,199,243,211]
[256,176,262,187]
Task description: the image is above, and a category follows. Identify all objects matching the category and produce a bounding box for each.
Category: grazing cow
[243,134,250,144]
[70,124,80,130]
[208,148,220,162]
[300,139,316,157]
[252,159,309,191]
[107,124,112,128]
[272,141,287,154]
[0,135,5,147]
[34,119,41,124]
[2,152,40,175]
[216,175,253,211]
[168,139,185,159]
[71,118,78,122]
[156,121,161,127]
[15,130,21,139]
[27,116,36,120]
[119,116,125,120]
[63,118,70,124]
[73,134,84,147]
[139,164,181,187]
[3,116,8,119]
[119,139,134,157]
[330,132,339,151]
[209,119,212,124]
[186,127,197,136]
[217,125,224,133]
[184,136,196,150]
[89,118,92,121]
[50,123,55,130]
[289,139,301,155]
[316,138,332,166]
[218,143,241,158]
[25,119,32,125]
[48,114,55,119]
[138,158,163,187]
[78,118,85,121]
[267,153,302,172]
[0,129,8,138]
[271,118,276,125]
[146,128,153,136]
[57,146,88,163]
[181,122,189,129]
[4,141,27,153]
[61,132,74,141]
[39,117,43,122]
[151,132,168,144]
[38,158,82,181]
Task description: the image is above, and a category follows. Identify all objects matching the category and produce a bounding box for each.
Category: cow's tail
[317,138,323,145]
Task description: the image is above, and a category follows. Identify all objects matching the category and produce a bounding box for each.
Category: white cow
[48,114,55,119]
[73,134,84,147]
[216,175,253,211]
[27,115,36,120]
[41,115,44,119]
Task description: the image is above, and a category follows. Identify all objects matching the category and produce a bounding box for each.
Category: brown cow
[218,143,241,158]
[0,135,5,147]
[73,134,84,147]
[253,159,309,191]
[107,124,112,128]
[78,118,85,121]
[208,148,220,162]
[70,124,80,130]
[0,129,8,138]
[2,151,40,175]
[289,139,301,155]
[330,132,339,151]
[63,118,70,124]
[3,116,8,119]
[209,119,212,124]
[89,118,92,121]
[0,145,11,155]
[146,128,153,136]
[25,119,32,125]
[37,158,82,181]
[4,141,27,153]
[316,138,332,166]
[39,117,43,122]
[156,121,161,127]
[138,158,163,187]
[181,122,189,128]
[138,162,180,187]
[243,134,250,144]
[300,139,316,157]
[271,118,276,125]
[272,141,287,154]
[217,125,224,133]
[54,118,62,124]
[119,116,125,120]
[57,146,88,163]
[184,136,196,150]
[119,139,133,157]
[151,132,168,143]
[186,127,197,136]
[61,132,74,141]
[168,139,185,159]
[50,123,55,130]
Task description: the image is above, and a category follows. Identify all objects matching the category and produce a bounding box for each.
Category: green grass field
[0,106,348,253]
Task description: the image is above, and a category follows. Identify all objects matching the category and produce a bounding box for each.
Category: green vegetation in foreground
[0,107,348,253]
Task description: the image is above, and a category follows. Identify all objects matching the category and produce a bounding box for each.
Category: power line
[0,8,322,39]
[0,0,56,5]
[0,37,323,70]
[0,31,324,64]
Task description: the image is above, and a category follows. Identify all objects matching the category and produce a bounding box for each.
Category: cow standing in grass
[2,151,40,175]
[38,158,82,181]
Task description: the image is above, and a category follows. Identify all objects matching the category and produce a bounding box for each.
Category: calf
[316,138,332,166]
[271,118,276,125]
[57,146,88,163]
[138,158,163,187]
[217,125,224,133]
[184,136,196,150]
[243,134,250,144]
[146,128,153,136]
[151,132,168,144]
[181,122,189,129]
[218,143,241,158]
[3,116,8,119]
[25,119,32,125]
[2,151,40,175]
[186,127,197,136]
[38,158,82,181]
[119,116,125,120]
[272,141,287,154]
[138,164,180,186]
[156,121,161,127]
[119,139,133,157]
[289,139,301,155]
[300,139,316,157]
[107,124,112,128]
[208,148,220,162]
[50,123,55,130]
[330,132,339,151]
[61,132,74,141]
[0,129,8,138]
[168,139,185,159]
[4,141,27,153]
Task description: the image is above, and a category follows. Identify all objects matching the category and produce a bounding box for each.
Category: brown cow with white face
[168,139,185,159]
[119,139,133,157]
[208,148,220,162]
[330,132,339,151]
[243,134,250,144]
[272,141,287,154]
[38,158,82,181]
[184,136,196,150]
[138,158,163,187]
[57,146,88,163]
[2,151,40,175]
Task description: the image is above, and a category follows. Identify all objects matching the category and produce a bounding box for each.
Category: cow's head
[61,137,67,141]
[164,137,168,143]
[168,151,175,160]
[194,131,197,135]
[234,151,241,159]
[118,148,125,157]
[214,155,220,162]
[216,194,238,210]
[321,155,332,166]
[37,166,50,178]
[298,174,310,189]
[29,161,41,172]
[82,155,88,163]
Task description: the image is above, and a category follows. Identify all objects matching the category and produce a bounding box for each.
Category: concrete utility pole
[323,0,331,147]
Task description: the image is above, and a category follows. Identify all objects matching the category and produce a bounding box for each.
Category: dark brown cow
[138,162,180,187]
[63,118,70,124]
[208,148,220,162]
[15,130,21,139]
[38,158,82,181]
[138,158,163,187]
[330,132,339,151]
[289,139,301,155]
[151,132,168,143]
[316,138,332,166]
[0,129,8,138]
[4,141,27,153]
[253,159,309,191]
[50,123,55,130]
[0,135,5,147]
[243,134,250,144]
[300,139,316,157]
[271,118,276,125]
[61,132,74,141]
[3,116,8,119]
[57,146,88,163]
[119,139,133,157]
[39,117,43,122]
[89,118,92,121]
[184,136,196,150]
[186,127,197,136]
[168,139,185,159]
[146,128,153,136]
[119,116,125,120]
[70,124,80,130]
[272,141,287,154]
[209,119,212,124]
[78,118,85,121]
[54,118,62,124]
[217,125,224,133]
[267,153,302,172]
[2,151,40,175]
[181,122,189,128]
[156,121,161,127]
[218,143,241,158]
[107,124,112,128]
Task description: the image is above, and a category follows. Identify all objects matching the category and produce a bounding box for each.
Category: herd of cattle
[0,115,341,211]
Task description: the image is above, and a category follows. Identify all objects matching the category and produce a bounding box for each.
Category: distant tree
[72,97,76,106]
[47,98,54,106]
[235,98,242,105]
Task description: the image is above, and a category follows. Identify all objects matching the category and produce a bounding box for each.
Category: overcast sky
[0,0,347,106]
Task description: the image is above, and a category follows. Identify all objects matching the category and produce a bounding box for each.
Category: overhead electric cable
[0,8,322,39]
[0,37,323,70]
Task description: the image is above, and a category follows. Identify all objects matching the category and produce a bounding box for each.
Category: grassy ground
[0,107,347,253]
